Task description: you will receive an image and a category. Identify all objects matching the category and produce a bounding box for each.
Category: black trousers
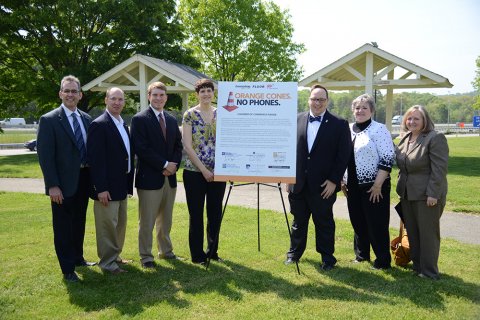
[51,168,90,274]
[346,179,391,268]
[287,185,337,265]
[183,170,226,263]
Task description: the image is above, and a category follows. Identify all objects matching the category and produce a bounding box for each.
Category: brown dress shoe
[116,259,133,264]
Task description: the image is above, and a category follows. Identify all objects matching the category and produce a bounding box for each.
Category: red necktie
[159,113,166,139]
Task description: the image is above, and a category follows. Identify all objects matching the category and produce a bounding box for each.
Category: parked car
[0,117,26,127]
[391,115,403,125]
[24,139,37,151]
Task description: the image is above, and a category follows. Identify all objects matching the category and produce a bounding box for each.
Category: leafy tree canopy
[178,0,305,82]
[0,0,198,115]
[297,89,476,124]
[473,55,480,110]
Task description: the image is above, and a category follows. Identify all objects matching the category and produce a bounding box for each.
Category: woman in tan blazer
[395,105,449,280]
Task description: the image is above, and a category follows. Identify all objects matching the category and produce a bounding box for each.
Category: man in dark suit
[37,75,96,282]
[87,87,134,275]
[285,84,352,270]
[130,81,183,268]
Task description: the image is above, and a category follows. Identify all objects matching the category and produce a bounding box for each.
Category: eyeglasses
[62,89,79,94]
[309,98,327,103]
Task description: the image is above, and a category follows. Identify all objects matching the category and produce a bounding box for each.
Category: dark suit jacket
[291,110,352,194]
[37,106,92,197]
[130,107,183,190]
[87,111,134,201]
[396,130,449,201]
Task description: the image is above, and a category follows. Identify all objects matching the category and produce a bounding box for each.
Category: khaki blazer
[395,130,449,201]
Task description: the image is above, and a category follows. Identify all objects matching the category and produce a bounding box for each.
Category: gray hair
[352,94,375,113]
[60,75,81,91]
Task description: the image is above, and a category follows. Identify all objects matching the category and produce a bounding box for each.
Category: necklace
[408,135,419,144]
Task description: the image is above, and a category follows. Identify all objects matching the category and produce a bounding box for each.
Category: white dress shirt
[106,110,131,173]
[307,111,325,152]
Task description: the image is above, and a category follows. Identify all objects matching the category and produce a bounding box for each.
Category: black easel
[205,181,300,275]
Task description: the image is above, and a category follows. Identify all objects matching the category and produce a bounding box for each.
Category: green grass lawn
[0,153,41,178]
[1,136,479,213]
[0,192,478,319]
[0,129,36,143]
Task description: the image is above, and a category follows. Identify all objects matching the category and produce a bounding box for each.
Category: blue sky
[272,0,480,94]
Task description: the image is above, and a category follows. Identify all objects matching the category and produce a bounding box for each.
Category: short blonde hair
[401,105,435,132]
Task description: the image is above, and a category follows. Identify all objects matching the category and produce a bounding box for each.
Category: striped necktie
[72,113,87,165]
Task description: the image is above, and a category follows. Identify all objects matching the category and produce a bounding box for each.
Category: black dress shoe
[63,272,80,282]
[371,264,391,270]
[76,260,97,267]
[210,256,225,263]
[352,258,370,263]
[284,257,298,265]
[142,261,156,269]
[320,263,335,271]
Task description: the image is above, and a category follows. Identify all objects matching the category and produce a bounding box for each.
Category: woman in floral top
[182,78,226,265]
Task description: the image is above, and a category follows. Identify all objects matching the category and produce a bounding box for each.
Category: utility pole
[400,94,403,115]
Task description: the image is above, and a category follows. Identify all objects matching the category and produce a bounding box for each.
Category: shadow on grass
[0,153,38,165]
[65,259,384,316]
[310,258,480,311]
[67,257,480,316]
[448,156,480,177]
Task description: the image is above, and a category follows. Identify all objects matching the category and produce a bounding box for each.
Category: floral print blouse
[182,108,217,172]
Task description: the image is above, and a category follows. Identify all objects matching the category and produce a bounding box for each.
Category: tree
[473,55,480,110]
[178,0,304,82]
[0,0,198,115]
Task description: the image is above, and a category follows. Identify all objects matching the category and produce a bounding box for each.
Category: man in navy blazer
[37,75,96,282]
[87,87,134,275]
[285,84,352,270]
[130,81,183,268]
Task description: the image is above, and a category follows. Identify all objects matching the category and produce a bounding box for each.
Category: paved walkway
[0,177,478,245]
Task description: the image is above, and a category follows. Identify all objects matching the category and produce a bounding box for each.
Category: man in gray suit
[37,75,96,282]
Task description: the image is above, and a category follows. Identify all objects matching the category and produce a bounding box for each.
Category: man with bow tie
[284,84,351,271]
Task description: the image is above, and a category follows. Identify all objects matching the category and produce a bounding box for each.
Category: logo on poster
[222,91,238,112]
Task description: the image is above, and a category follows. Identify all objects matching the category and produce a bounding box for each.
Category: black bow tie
[309,115,322,123]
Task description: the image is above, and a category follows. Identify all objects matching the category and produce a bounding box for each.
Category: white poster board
[214,82,297,183]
